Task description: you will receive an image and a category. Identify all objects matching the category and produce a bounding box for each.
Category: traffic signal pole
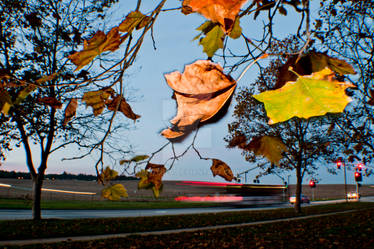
[343,163,347,202]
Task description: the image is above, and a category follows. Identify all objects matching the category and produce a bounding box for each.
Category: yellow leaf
[254,68,355,124]
[99,166,118,182]
[82,88,114,116]
[68,27,124,71]
[101,184,128,201]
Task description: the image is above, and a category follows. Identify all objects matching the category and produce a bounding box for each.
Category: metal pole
[344,163,348,202]
[356,182,359,201]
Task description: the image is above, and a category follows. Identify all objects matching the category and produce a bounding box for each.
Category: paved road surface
[1,197,373,220]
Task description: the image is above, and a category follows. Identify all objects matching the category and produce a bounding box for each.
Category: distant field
[0,178,373,201]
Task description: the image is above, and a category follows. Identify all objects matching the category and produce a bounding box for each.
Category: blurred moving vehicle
[175,181,287,206]
[347,192,360,199]
[289,194,310,204]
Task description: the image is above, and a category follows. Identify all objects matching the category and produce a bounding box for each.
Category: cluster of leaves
[99,166,128,201]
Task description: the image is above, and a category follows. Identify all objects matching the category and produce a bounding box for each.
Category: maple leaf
[182,0,248,33]
[254,68,355,124]
[68,27,124,71]
[101,184,128,201]
[210,159,235,181]
[118,11,151,33]
[247,136,287,165]
[162,60,236,139]
[106,95,141,121]
[63,98,78,126]
[82,88,115,116]
[135,170,153,189]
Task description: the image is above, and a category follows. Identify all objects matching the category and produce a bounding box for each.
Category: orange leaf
[162,60,236,139]
[63,99,78,126]
[210,159,235,181]
[247,136,287,165]
[182,0,248,32]
[106,95,140,121]
[68,27,124,71]
[118,11,151,33]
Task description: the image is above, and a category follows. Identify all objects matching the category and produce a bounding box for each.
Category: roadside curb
[0,209,357,247]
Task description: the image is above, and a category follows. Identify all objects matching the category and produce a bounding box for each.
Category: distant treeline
[0,170,136,181]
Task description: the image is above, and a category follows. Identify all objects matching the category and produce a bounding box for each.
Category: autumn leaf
[199,25,225,58]
[275,52,356,89]
[228,17,242,39]
[119,155,149,165]
[63,98,78,126]
[254,68,355,124]
[106,95,141,121]
[68,27,124,71]
[37,97,62,109]
[118,11,151,33]
[162,60,236,139]
[136,170,153,189]
[146,163,166,196]
[210,159,235,181]
[247,136,287,165]
[136,164,166,198]
[182,0,248,33]
[0,89,12,115]
[82,88,115,116]
[101,184,128,201]
[99,166,118,182]
[227,133,247,149]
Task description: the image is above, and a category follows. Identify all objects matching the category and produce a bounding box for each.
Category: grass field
[1,202,374,248]
[0,198,221,210]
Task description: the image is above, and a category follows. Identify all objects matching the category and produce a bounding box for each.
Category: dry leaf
[63,99,78,126]
[247,136,287,165]
[106,95,140,121]
[68,27,124,71]
[118,11,151,33]
[210,159,235,181]
[182,0,248,33]
[162,60,236,139]
[82,88,114,116]
[37,97,62,109]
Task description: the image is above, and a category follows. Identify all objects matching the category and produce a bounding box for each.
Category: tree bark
[294,164,302,213]
[32,175,43,220]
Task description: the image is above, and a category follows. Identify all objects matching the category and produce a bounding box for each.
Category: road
[1,197,373,220]
[0,205,288,220]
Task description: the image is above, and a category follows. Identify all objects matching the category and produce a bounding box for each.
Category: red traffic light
[336,161,342,169]
[357,163,364,171]
[355,172,362,182]
[309,180,316,188]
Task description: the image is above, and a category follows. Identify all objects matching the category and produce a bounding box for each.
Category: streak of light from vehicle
[0,182,96,195]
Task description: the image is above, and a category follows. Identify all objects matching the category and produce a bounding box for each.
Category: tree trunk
[32,175,43,220]
[294,165,302,213]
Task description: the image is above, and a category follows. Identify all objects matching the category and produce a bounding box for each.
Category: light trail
[0,182,96,195]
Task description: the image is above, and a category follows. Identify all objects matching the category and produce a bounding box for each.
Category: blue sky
[2,0,372,186]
